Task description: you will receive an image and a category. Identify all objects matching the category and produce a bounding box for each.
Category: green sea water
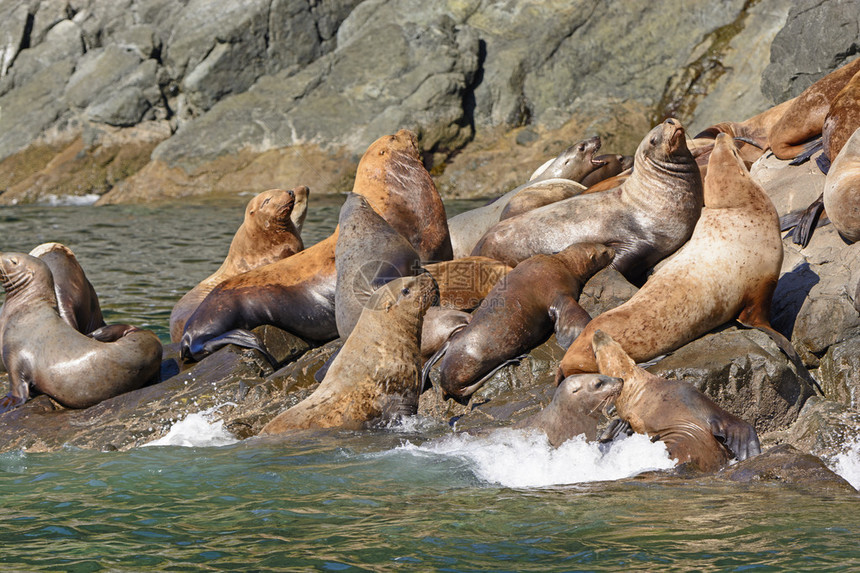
[0,194,858,571]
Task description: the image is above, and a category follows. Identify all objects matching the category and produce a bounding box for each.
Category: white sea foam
[42,194,100,206]
[143,404,239,448]
[397,428,675,488]
[831,439,860,490]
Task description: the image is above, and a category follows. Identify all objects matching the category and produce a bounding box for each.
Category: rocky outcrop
[0,0,826,204]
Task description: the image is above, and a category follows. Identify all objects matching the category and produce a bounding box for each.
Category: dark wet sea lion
[448,137,603,258]
[0,253,162,412]
[335,193,421,338]
[473,119,703,282]
[823,127,860,243]
[516,373,622,447]
[769,56,860,160]
[170,186,306,342]
[431,243,614,401]
[260,273,438,433]
[420,307,470,362]
[421,256,512,311]
[180,130,450,362]
[558,134,790,379]
[592,330,761,472]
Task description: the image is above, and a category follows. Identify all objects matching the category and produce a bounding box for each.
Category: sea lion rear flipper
[181,329,278,367]
[709,415,761,462]
[549,294,592,349]
[791,193,825,248]
[788,137,823,166]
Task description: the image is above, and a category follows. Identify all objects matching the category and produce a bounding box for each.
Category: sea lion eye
[401,287,410,296]
[650,136,659,146]
[262,198,271,207]
[578,144,585,152]
[9,257,17,265]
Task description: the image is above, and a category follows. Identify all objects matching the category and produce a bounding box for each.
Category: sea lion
[260,273,438,434]
[823,127,860,243]
[180,130,449,362]
[473,119,703,282]
[695,98,796,163]
[515,373,622,447]
[579,154,634,188]
[592,330,761,472]
[822,70,860,166]
[430,242,614,401]
[0,253,162,412]
[448,136,603,258]
[421,256,512,310]
[335,193,421,338]
[558,133,789,378]
[420,307,470,362]
[768,56,860,160]
[499,180,589,221]
[169,186,306,342]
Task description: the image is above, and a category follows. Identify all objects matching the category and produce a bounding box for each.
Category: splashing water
[43,193,101,206]
[831,439,860,490]
[143,404,239,448]
[396,428,675,488]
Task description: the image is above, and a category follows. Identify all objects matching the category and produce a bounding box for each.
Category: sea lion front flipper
[549,294,592,349]
[88,324,139,342]
[815,153,831,175]
[598,417,632,443]
[314,347,341,383]
[709,414,761,461]
[181,329,278,367]
[0,393,27,414]
[788,137,823,166]
[791,193,825,248]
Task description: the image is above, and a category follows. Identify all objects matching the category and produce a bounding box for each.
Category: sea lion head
[555,242,615,278]
[247,188,297,232]
[555,373,623,419]
[0,252,55,302]
[538,136,607,182]
[591,329,638,379]
[638,118,690,165]
[367,272,439,316]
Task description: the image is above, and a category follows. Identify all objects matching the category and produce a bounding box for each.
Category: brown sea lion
[448,137,603,258]
[180,130,449,362]
[694,97,797,163]
[516,373,622,447]
[822,70,860,165]
[823,127,860,243]
[0,253,162,413]
[169,186,307,342]
[592,330,761,472]
[335,193,421,338]
[579,154,634,188]
[769,56,860,160]
[421,256,512,311]
[420,307,471,362]
[558,133,788,378]
[499,180,589,221]
[430,243,614,401]
[260,273,438,434]
[473,119,703,282]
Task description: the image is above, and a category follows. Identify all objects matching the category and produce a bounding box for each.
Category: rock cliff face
[3,0,855,204]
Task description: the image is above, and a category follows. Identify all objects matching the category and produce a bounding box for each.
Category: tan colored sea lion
[431,243,614,401]
[473,119,703,282]
[768,56,860,160]
[180,130,449,362]
[421,256,512,311]
[516,373,622,447]
[579,154,634,188]
[0,253,162,413]
[592,330,761,471]
[823,127,860,243]
[499,180,588,221]
[169,186,307,342]
[822,70,860,165]
[558,133,785,377]
[260,273,438,433]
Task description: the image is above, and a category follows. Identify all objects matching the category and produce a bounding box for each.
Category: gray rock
[579,267,639,318]
[781,397,860,467]
[761,0,860,104]
[0,2,32,82]
[65,44,144,109]
[818,337,860,409]
[648,327,815,434]
[717,444,856,493]
[749,151,825,218]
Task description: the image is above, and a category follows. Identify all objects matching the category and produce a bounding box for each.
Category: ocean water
[0,195,858,571]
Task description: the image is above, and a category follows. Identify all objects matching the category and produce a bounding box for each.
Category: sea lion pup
[260,273,438,434]
[335,193,421,338]
[180,129,450,362]
[558,133,790,379]
[768,56,860,161]
[592,330,761,472]
[447,136,603,258]
[473,119,703,282]
[515,374,622,447]
[428,243,614,402]
[579,154,634,189]
[421,256,512,310]
[822,127,860,243]
[169,186,307,342]
[0,253,162,413]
